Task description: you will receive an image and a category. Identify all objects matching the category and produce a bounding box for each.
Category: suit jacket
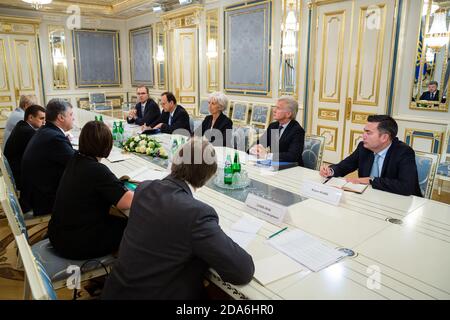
[196,112,233,147]
[152,105,191,135]
[126,99,161,126]
[4,120,36,190]
[330,138,422,197]
[257,120,305,166]
[101,175,255,300]
[21,122,75,216]
[419,90,440,101]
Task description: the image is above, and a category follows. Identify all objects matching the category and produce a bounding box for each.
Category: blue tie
[370,154,380,177]
[141,103,145,116]
[168,115,173,126]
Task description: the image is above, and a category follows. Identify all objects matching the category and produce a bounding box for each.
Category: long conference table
[74,109,450,300]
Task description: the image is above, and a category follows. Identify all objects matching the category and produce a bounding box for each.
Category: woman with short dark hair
[102,138,254,300]
[48,121,133,259]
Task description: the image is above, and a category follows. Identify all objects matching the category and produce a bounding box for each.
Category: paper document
[254,253,307,285]
[107,148,132,163]
[223,228,256,249]
[126,166,168,182]
[325,177,368,194]
[231,215,264,234]
[267,229,346,272]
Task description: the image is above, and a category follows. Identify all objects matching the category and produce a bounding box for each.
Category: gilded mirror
[48,26,69,89]
[206,9,219,92]
[411,0,450,112]
[155,23,167,90]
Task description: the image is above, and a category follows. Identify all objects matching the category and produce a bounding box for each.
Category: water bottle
[232,151,241,173]
[112,121,117,142]
[224,154,233,185]
[99,115,103,122]
[118,121,124,146]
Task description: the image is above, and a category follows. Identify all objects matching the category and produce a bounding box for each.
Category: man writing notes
[249,96,305,166]
[146,91,191,135]
[320,115,422,197]
[126,86,160,126]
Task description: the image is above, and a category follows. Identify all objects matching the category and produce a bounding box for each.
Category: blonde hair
[208,92,229,112]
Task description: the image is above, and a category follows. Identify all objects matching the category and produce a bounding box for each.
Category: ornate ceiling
[0,0,186,19]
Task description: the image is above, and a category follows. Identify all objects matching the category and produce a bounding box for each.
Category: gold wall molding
[318,108,339,121]
[351,111,374,124]
[0,16,40,35]
[161,4,203,30]
[317,125,338,151]
[349,129,364,152]
[180,96,195,104]
[0,96,11,102]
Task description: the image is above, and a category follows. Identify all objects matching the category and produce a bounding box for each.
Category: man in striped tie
[320,115,422,197]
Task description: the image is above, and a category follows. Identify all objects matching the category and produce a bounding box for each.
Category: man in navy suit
[320,115,422,197]
[149,91,191,135]
[21,99,75,216]
[126,86,160,126]
[249,96,305,166]
[419,80,442,102]
[4,104,46,192]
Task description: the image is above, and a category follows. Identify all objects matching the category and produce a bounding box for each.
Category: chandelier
[426,9,449,51]
[22,0,52,10]
[282,7,298,56]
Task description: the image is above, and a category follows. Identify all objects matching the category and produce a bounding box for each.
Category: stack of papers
[107,148,132,163]
[267,229,346,272]
[223,215,264,249]
[254,253,308,286]
[126,166,169,182]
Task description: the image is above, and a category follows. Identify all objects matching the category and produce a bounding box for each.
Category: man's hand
[128,109,137,119]
[319,165,333,178]
[249,144,267,157]
[141,124,152,132]
[153,123,163,129]
[345,177,371,185]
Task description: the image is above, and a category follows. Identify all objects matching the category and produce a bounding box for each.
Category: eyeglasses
[137,92,147,95]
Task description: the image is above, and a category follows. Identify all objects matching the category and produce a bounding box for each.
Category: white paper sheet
[223,228,256,249]
[128,166,168,182]
[267,229,346,272]
[107,148,132,163]
[254,253,306,285]
[231,215,264,234]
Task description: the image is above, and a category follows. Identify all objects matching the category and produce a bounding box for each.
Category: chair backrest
[415,152,440,199]
[198,99,209,117]
[302,134,326,170]
[0,149,18,195]
[15,233,57,300]
[89,93,106,104]
[0,177,27,238]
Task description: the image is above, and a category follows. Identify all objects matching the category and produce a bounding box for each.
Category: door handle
[345,97,352,120]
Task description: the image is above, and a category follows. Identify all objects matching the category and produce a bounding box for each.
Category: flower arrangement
[123,134,168,159]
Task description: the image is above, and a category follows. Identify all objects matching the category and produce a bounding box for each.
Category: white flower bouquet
[123,134,168,159]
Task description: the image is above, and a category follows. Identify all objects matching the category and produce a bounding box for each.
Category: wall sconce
[206,39,218,58]
[426,9,449,51]
[156,45,165,62]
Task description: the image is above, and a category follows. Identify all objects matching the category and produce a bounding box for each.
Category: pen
[323,177,331,184]
[267,227,288,239]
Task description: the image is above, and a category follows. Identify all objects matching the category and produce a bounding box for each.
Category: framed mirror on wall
[279,0,300,97]
[206,9,219,93]
[155,23,167,90]
[411,0,450,112]
[48,26,69,89]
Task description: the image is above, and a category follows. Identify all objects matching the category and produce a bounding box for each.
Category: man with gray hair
[249,96,305,166]
[21,99,75,216]
[3,94,36,148]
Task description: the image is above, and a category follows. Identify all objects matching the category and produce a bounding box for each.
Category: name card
[245,193,288,225]
[301,180,343,206]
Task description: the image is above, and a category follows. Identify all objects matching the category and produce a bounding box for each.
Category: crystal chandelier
[156,45,165,62]
[282,8,298,56]
[22,0,52,10]
[426,9,449,51]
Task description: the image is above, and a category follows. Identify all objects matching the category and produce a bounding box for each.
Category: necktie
[168,115,173,126]
[370,154,380,178]
[279,125,283,134]
[141,103,146,116]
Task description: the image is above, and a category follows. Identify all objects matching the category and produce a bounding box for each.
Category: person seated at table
[419,80,442,102]
[126,86,160,126]
[144,91,191,135]
[195,91,233,147]
[3,94,36,149]
[320,115,422,197]
[4,104,46,192]
[21,99,75,216]
[101,138,254,300]
[48,121,133,260]
[249,96,305,166]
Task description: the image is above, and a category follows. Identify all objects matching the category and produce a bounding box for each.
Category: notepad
[325,177,368,194]
[267,229,346,272]
[254,253,306,285]
[223,229,256,249]
[122,166,169,183]
[107,149,132,163]
[231,215,264,234]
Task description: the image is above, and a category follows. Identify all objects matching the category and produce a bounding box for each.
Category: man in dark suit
[101,138,254,300]
[149,91,191,135]
[126,86,160,126]
[249,96,305,166]
[21,99,75,216]
[4,104,46,191]
[320,115,422,197]
[419,80,441,101]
